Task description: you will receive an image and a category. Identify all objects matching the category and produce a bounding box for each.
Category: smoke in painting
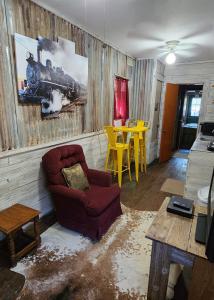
[14,33,88,119]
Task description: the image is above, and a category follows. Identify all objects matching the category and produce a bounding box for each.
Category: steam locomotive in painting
[15,34,87,119]
[20,51,81,104]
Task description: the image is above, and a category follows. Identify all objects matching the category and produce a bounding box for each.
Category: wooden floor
[121,157,187,211]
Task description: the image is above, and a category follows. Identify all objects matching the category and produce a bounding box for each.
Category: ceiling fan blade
[181,24,213,40]
[176,49,195,57]
[176,43,198,51]
[157,45,170,52]
[127,31,163,43]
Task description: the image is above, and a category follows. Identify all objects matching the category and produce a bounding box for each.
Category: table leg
[188,256,214,300]
[147,241,171,300]
[122,132,128,143]
[134,133,139,182]
[34,216,41,246]
[7,233,16,267]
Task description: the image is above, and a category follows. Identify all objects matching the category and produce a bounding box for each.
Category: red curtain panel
[114,78,129,125]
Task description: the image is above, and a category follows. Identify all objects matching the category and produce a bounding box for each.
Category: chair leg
[139,138,147,174]
[105,147,110,171]
[117,148,123,187]
[143,143,147,173]
[140,140,144,173]
[144,156,147,173]
[113,150,117,176]
[127,148,132,182]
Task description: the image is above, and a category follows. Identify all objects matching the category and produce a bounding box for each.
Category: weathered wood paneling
[0,0,20,151]
[0,0,135,231]
[0,0,135,152]
[0,131,108,241]
[0,132,108,214]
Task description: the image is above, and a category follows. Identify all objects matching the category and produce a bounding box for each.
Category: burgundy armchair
[42,145,122,240]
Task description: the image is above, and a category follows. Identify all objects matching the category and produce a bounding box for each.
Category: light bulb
[165,52,176,64]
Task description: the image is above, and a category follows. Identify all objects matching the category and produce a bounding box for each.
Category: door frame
[157,80,205,160]
[148,70,164,163]
[175,85,203,150]
[150,79,164,161]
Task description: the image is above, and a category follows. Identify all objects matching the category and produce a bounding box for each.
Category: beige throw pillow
[62,163,89,191]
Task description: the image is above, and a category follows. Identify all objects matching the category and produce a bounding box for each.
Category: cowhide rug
[13,206,181,300]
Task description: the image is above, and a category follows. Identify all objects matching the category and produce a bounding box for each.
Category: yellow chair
[104,126,131,187]
[130,120,147,173]
[138,120,147,173]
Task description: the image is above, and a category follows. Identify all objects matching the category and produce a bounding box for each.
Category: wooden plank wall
[0,0,135,152]
[0,131,108,240]
[0,132,107,214]
[0,0,135,229]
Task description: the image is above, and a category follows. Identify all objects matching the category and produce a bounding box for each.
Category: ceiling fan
[155,38,201,64]
[127,27,204,62]
[155,38,203,65]
[164,40,180,64]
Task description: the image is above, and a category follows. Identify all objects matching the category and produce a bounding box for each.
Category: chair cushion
[85,184,120,217]
[62,163,89,191]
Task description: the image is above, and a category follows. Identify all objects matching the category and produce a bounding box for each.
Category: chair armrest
[87,169,112,187]
[48,185,88,207]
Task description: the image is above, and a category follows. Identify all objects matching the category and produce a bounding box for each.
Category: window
[190,97,201,117]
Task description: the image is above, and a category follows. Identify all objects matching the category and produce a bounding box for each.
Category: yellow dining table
[114,126,148,182]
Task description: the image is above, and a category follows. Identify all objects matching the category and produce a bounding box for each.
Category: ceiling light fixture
[165,40,180,65]
[165,52,176,64]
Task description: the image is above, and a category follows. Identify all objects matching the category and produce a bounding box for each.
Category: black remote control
[173,201,190,211]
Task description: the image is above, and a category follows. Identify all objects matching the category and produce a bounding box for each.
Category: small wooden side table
[146,197,214,300]
[0,204,41,266]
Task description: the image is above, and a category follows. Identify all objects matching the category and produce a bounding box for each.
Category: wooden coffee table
[0,204,41,266]
[146,197,214,300]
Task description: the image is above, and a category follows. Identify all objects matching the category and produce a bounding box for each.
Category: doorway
[175,85,203,150]
[159,83,203,162]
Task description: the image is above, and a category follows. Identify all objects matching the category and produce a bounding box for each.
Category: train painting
[14,33,88,119]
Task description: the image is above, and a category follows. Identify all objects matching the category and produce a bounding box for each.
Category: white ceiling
[33,0,214,63]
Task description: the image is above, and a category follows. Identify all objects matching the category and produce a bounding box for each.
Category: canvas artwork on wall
[14,33,88,119]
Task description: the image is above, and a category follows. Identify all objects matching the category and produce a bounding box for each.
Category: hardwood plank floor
[120,157,187,211]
